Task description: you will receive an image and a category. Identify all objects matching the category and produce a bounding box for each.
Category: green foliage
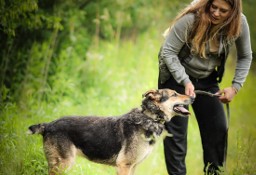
[0,101,48,175]
[0,0,38,36]
[0,0,189,104]
[0,0,63,37]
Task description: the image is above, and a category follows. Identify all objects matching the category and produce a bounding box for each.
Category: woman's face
[209,0,232,25]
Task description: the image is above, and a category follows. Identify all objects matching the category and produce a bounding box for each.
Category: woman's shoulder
[239,13,250,36]
[176,13,196,25]
[173,13,196,30]
[241,13,249,25]
[237,13,250,39]
[162,13,196,38]
[183,13,196,20]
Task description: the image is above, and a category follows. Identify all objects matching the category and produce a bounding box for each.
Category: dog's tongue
[175,106,190,115]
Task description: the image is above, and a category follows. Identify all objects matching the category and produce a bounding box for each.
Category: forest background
[0,0,255,174]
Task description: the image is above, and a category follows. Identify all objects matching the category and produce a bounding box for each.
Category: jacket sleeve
[160,14,194,86]
[232,14,253,91]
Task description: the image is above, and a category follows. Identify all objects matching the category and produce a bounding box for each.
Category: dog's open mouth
[173,104,190,115]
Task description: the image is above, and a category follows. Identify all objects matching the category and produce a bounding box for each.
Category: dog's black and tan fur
[28,89,194,175]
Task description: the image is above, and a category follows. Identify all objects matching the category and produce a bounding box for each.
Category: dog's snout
[190,96,195,103]
[184,96,195,104]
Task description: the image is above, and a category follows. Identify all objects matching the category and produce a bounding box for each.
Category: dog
[28,89,194,175]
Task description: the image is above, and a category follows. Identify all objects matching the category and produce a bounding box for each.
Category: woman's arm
[161,13,195,86]
[218,14,253,103]
[232,14,253,91]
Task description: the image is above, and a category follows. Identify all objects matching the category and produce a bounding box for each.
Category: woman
[158,0,252,174]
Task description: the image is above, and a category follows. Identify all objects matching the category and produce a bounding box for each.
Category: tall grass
[1,28,255,175]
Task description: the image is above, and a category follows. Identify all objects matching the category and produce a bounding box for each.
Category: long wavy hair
[171,0,242,58]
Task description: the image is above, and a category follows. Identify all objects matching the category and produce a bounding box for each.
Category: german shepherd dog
[28,89,194,175]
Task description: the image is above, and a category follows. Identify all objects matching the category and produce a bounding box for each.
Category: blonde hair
[171,0,242,58]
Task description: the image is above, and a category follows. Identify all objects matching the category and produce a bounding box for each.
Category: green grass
[1,29,256,175]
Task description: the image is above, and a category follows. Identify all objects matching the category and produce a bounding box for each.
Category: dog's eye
[171,93,178,97]
[160,95,169,102]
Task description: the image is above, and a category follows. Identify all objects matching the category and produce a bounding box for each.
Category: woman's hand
[185,82,195,97]
[216,87,237,103]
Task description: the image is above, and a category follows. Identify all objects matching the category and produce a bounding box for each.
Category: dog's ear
[143,89,161,101]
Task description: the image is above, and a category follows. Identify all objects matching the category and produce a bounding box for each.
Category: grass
[0,29,256,175]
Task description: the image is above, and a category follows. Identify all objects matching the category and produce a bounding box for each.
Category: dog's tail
[27,123,47,135]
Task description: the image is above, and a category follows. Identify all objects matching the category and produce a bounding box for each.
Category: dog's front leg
[129,164,137,175]
[116,163,134,175]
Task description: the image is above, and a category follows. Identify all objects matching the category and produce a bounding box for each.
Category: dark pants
[158,73,228,175]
